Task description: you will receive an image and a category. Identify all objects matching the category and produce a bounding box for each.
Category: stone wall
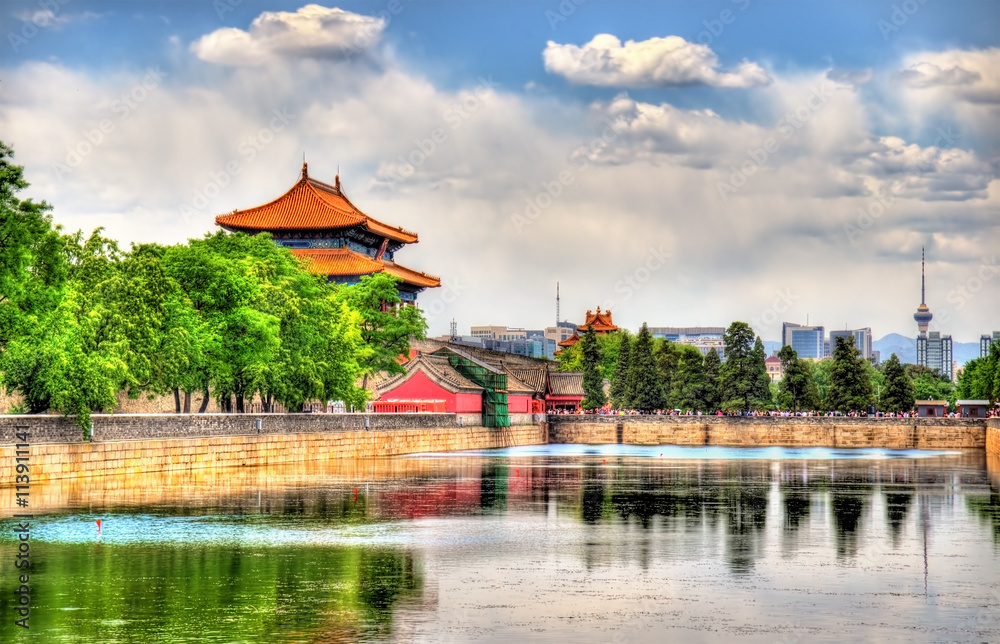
[0,422,546,485]
[0,412,541,445]
[987,418,999,456]
[548,415,987,449]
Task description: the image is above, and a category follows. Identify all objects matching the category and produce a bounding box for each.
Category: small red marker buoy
[96,520,102,534]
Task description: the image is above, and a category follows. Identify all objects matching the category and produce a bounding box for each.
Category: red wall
[508,394,532,414]
[380,370,481,413]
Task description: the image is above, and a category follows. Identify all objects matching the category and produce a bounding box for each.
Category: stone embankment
[547,415,987,450]
[0,414,543,485]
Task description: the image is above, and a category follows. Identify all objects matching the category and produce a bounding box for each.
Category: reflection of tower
[914,247,934,367]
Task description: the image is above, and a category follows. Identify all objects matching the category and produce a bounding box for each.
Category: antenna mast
[921,246,926,304]
[556,282,560,326]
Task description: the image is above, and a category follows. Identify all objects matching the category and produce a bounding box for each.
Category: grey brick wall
[0,413,460,445]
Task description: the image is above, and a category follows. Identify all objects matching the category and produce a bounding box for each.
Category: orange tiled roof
[291,248,382,275]
[558,332,580,348]
[215,164,418,244]
[383,260,441,288]
[578,306,619,333]
[291,248,441,289]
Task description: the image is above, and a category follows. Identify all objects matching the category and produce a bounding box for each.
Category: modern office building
[782,322,825,360]
[982,331,1000,357]
[545,322,578,346]
[921,331,953,381]
[470,326,528,342]
[648,326,726,356]
[829,327,873,361]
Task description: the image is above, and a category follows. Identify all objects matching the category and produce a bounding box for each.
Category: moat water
[2,446,999,643]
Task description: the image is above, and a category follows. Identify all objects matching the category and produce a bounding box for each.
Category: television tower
[913,247,933,338]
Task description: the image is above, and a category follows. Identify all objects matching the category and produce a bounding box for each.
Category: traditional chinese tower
[557,306,620,349]
[215,163,440,303]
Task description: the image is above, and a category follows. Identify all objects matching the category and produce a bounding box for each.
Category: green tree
[625,323,665,412]
[702,348,722,412]
[608,331,631,409]
[720,321,758,411]
[810,359,833,411]
[654,339,681,400]
[826,335,874,412]
[956,343,1000,403]
[879,353,915,413]
[580,325,606,410]
[750,337,773,410]
[0,140,71,351]
[669,344,709,410]
[777,345,818,412]
[340,272,426,393]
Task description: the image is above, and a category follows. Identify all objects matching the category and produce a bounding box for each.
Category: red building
[215,162,439,303]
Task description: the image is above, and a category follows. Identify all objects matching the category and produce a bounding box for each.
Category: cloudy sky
[1,1,998,342]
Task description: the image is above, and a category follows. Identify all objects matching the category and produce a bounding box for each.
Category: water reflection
[0,447,998,643]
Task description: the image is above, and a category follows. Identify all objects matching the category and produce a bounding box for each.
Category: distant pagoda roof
[577,307,618,334]
[215,162,418,244]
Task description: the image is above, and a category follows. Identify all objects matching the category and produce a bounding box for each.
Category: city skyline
[2,1,998,341]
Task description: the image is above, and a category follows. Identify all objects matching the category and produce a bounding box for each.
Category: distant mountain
[874,333,982,366]
[874,333,915,364]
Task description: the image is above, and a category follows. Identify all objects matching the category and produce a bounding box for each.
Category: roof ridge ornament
[301,160,308,179]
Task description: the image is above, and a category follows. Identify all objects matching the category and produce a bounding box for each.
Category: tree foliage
[879,353,915,413]
[956,343,999,404]
[777,345,818,412]
[608,331,631,409]
[0,139,419,424]
[826,335,874,412]
[720,321,768,411]
[702,348,722,412]
[580,325,606,410]
[625,323,664,412]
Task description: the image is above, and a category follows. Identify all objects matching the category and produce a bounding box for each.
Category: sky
[1,0,998,342]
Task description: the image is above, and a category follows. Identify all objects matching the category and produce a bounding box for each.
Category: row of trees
[565,319,990,414]
[0,141,426,426]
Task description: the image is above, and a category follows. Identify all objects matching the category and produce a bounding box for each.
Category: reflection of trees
[831,492,868,558]
[480,462,507,513]
[0,543,423,643]
[723,482,769,574]
[357,550,423,634]
[965,492,1000,547]
[884,489,913,547]
[582,464,605,524]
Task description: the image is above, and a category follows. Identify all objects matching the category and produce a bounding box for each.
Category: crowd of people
[549,405,1000,418]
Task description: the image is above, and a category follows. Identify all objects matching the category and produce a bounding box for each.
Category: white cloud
[895,48,1000,107]
[191,4,386,66]
[853,136,995,201]
[543,34,771,89]
[2,15,996,342]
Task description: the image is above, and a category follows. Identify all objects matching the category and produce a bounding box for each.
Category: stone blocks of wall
[548,416,987,449]
[0,412,540,445]
[0,423,547,485]
[987,418,999,456]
